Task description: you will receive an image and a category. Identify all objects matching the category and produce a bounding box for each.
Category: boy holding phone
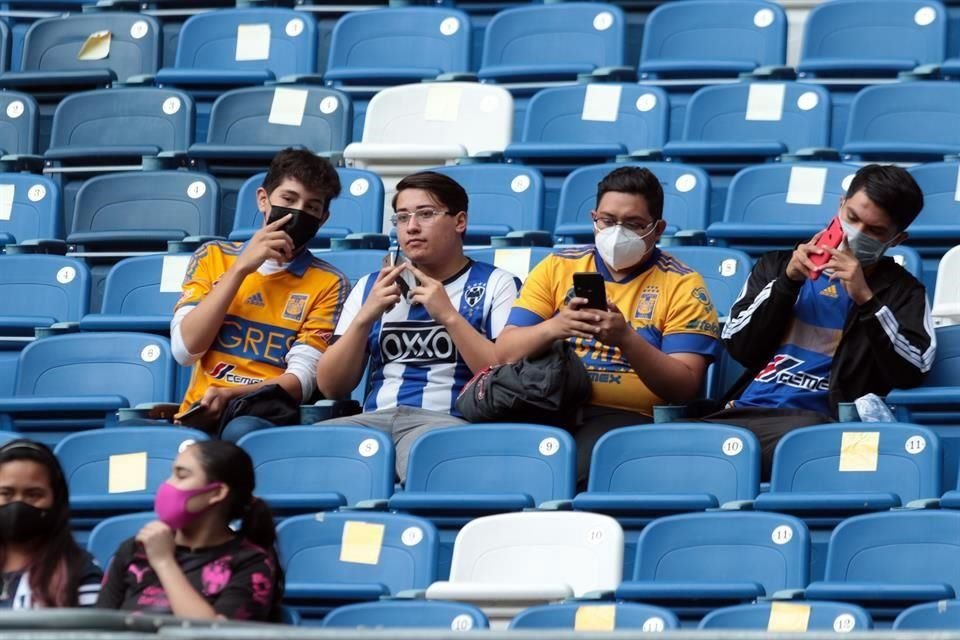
[710,164,934,478]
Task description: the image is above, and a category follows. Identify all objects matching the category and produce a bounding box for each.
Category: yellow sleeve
[297,273,350,353]
[507,256,560,327]
[661,273,721,357]
[174,243,216,312]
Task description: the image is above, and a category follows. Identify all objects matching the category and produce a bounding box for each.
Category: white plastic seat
[932,245,960,327]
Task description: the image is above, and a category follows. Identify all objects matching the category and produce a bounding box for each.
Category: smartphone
[384,247,419,300]
[173,401,207,427]
[809,216,846,278]
[573,272,607,310]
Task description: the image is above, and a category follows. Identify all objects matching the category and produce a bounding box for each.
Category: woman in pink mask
[96,441,281,621]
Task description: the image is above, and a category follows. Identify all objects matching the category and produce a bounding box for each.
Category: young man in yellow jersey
[496,166,720,481]
[171,149,350,440]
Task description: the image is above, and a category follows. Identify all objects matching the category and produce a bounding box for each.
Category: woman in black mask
[0,440,101,608]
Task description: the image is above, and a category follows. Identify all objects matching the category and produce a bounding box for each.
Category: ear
[256,187,271,217]
[208,483,230,510]
[454,210,467,235]
[652,218,667,243]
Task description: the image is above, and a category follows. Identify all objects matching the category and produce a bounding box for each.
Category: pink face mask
[154,481,223,531]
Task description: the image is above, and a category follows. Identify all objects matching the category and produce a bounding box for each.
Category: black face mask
[0,502,54,544]
[267,205,323,253]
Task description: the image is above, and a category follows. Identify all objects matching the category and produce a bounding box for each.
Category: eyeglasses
[391,209,452,227]
[594,215,657,234]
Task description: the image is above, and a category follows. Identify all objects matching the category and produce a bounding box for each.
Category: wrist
[149,554,178,573]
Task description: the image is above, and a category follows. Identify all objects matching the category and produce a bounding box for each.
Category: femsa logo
[380,321,458,365]
[755,354,828,391]
[208,362,264,385]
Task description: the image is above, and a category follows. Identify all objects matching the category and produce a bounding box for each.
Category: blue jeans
[219,416,276,443]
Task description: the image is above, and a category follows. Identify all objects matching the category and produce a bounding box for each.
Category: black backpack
[456,340,592,427]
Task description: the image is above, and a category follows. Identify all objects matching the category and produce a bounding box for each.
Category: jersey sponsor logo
[245,292,265,307]
[209,362,264,385]
[464,282,486,307]
[691,286,714,313]
[379,321,458,365]
[685,319,720,335]
[282,293,309,322]
[754,354,829,391]
[635,285,659,320]
[214,315,297,367]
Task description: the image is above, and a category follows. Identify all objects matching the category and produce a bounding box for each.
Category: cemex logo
[380,321,458,365]
[209,362,263,385]
[755,354,828,391]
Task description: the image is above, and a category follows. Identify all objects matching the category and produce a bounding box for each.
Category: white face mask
[839,219,894,266]
[594,222,657,271]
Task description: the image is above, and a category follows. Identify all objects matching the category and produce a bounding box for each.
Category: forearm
[618,332,701,402]
[495,323,556,364]
[228,373,303,403]
[152,560,219,620]
[180,267,248,356]
[315,324,372,399]
[441,314,500,374]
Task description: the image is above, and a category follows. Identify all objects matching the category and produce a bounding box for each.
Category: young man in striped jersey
[315,172,519,479]
[708,164,934,478]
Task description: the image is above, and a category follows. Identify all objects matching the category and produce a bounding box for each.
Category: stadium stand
[700,601,873,631]
[510,601,679,631]
[0,91,37,159]
[0,172,59,248]
[893,599,960,630]
[0,254,89,344]
[322,600,489,630]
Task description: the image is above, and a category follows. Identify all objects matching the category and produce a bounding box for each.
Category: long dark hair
[192,440,283,617]
[0,439,87,607]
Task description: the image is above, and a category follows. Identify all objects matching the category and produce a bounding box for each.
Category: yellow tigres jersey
[507,246,720,415]
[175,241,350,413]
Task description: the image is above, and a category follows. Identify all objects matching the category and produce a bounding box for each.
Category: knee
[220,416,273,443]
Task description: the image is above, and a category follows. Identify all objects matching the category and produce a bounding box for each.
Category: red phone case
[809,217,845,277]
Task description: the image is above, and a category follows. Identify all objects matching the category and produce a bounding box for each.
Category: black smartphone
[384,247,419,300]
[173,401,207,427]
[573,272,607,310]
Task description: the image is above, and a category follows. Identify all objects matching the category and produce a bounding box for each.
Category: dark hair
[192,441,283,618]
[0,439,88,607]
[845,164,924,231]
[595,166,665,221]
[391,171,468,214]
[261,148,342,212]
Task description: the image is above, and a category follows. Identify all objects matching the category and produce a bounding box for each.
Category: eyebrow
[597,212,654,223]
[845,204,889,233]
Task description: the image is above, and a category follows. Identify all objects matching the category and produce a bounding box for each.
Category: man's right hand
[233,214,295,276]
[785,230,826,281]
[546,297,601,341]
[355,264,407,325]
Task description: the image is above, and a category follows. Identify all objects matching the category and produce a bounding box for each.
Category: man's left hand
[823,246,874,305]
[594,300,632,347]
[408,266,458,326]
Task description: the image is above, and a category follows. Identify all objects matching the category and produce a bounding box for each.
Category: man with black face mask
[171,149,350,440]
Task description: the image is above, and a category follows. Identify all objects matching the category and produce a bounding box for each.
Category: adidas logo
[245,292,265,306]
[820,284,838,298]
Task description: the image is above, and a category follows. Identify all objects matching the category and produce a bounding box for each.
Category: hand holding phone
[173,402,208,428]
[573,272,607,310]
[808,216,845,279]
[385,248,420,301]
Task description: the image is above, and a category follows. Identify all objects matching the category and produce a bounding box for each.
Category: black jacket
[721,251,935,413]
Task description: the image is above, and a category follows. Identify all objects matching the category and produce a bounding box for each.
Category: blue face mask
[840,219,894,267]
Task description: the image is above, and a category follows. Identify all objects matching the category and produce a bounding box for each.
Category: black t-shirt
[96,536,277,621]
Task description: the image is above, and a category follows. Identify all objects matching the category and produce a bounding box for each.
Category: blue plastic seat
[510,602,679,631]
[318,249,388,286]
[886,325,960,424]
[0,20,11,73]
[236,426,394,515]
[640,0,786,79]
[0,254,88,344]
[663,247,753,320]
[229,168,383,246]
[700,601,872,631]
[463,247,552,283]
[277,511,438,620]
[798,0,946,78]
[842,82,960,162]
[893,599,960,629]
[322,601,488,630]
[87,512,154,571]
[0,172,59,247]
[905,162,960,254]
[0,332,175,444]
[430,164,544,242]
[67,171,218,252]
[0,91,37,158]
[887,245,924,280]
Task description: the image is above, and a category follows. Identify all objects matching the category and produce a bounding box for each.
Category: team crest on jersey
[464,283,486,307]
[282,293,309,322]
[691,286,714,313]
[635,286,659,320]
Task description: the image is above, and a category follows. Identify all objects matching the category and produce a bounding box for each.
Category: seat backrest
[770,423,941,502]
[322,601,488,630]
[232,168,383,241]
[521,84,668,151]
[463,247,553,284]
[0,20,10,73]
[277,512,438,593]
[327,8,470,77]
[236,426,394,506]
[430,164,544,239]
[683,82,831,151]
[87,512,155,570]
[700,602,872,631]
[99,254,191,316]
[21,13,161,79]
[0,172,59,244]
[933,245,960,321]
[920,325,960,386]
[50,88,194,152]
[589,424,759,502]
[14,332,174,404]
[510,602,679,631]
[823,510,960,592]
[908,161,960,228]
[0,92,37,156]
[448,512,623,596]
[893,600,960,630]
[801,0,946,72]
[360,82,512,155]
[887,245,923,280]
[481,3,625,72]
[0,255,88,324]
[319,250,387,286]
[555,162,709,236]
[55,427,207,502]
[663,247,753,318]
[404,424,576,505]
[641,0,785,74]
[206,86,351,152]
[633,512,809,593]
[722,163,858,225]
[174,8,316,76]
[844,82,960,150]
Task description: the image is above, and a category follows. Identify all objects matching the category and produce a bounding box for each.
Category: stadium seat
[277,511,439,621]
[842,82,960,162]
[707,162,859,255]
[893,599,960,629]
[230,168,384,247]
[0,254,89,345]
[426,512,623,625]
[236,426,394,515]
[463,247,552,284]
[0,332,175,444]
[55,426,207,532]
[0,91,37,158]
[0,19,11,73]
[87,511,154,571]
[553,162,710,244]
[616,512,809,615]
[663,247,753,321]
[510,602,679,631]
[887,245,925,281]
[934,245,960,326]
[886,325,960,423]
[700,601,872,631]
[430,164,544,243]
[907,162,960,288]
[317,249,387,286]
[79,254,192,333]
[322,601,489,630]
[67,171,218,252]
[0,172,59,248]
